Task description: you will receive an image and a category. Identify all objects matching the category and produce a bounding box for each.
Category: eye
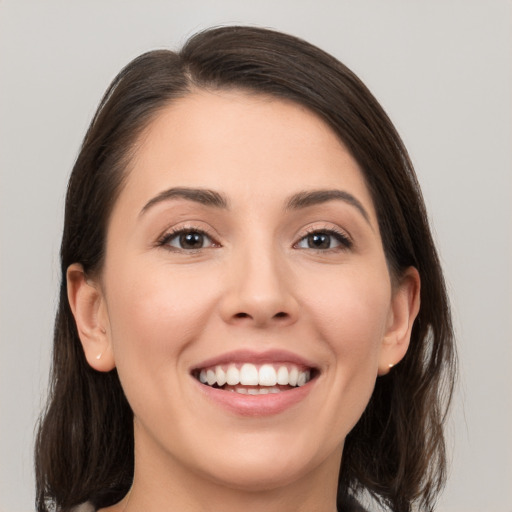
[295,230,352,250]
[160,229,216,251]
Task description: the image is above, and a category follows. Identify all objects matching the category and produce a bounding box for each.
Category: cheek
[104,262,220,381]
[302,266,391,403]
[102,261,226,429]
[305,267,391,349]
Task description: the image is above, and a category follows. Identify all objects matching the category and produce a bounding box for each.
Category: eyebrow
[286,189,371,225]
[140,187,229,216]
[140,186,371,226]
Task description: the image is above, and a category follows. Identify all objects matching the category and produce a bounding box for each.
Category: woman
[35,26,456,512]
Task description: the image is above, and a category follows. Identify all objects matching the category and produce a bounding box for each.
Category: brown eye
[306,233,331,249]
[180,232,204,249]
[165,230,214,250]
[295,230,352,250]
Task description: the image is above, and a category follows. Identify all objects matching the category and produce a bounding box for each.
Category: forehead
[119,89,376,219]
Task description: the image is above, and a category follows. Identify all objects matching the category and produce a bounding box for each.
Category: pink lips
[191,349,317,372]
[191,349,318,417]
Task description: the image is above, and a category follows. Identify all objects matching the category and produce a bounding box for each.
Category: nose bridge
[221,234,298,327]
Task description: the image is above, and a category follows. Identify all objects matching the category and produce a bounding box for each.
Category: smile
[193,363,314,394]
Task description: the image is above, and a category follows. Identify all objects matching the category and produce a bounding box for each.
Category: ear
[67,263,116,372]
[378,267,421,376]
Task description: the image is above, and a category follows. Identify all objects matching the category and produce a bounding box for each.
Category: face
[71,90,418,494]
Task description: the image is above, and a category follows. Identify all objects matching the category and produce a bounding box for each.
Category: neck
[113,428,342,512]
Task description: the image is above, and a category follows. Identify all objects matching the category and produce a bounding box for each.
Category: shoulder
[71,503,96,512]
[338,493,371,512]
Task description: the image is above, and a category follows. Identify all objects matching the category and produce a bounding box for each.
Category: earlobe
[67,263,116,372]
[378,267,421,376]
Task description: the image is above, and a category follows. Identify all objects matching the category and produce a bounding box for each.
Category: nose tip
[219,255,299,328]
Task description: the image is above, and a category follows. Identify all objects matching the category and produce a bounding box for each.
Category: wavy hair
[35,26,456,512]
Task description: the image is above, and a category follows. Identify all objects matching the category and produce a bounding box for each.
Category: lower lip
[194,378,316,417]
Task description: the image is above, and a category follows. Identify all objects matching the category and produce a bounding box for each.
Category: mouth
[192,362,317,395]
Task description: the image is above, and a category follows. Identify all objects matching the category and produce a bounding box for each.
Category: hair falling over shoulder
[35,26,456,512]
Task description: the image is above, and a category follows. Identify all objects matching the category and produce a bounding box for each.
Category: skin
[67,90,420,512]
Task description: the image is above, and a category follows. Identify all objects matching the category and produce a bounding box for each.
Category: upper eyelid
[155,221,353,247]
[157,224,220,247]
[159,221,217,237]
[296,224,353,242]
[293,225,354,252]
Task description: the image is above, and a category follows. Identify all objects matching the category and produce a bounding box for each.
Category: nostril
[232,311,288,321]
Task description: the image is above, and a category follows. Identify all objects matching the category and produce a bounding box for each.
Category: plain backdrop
[1,1,511,511]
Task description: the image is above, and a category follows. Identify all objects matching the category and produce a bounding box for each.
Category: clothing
[340,494,370,512]
[71,503,95,512]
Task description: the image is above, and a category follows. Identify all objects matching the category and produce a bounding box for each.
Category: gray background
[1,1,511,511]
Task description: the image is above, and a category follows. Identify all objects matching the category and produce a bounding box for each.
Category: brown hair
[35,26,456,512]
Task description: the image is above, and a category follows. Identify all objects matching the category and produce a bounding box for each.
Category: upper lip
[191,349,318,372]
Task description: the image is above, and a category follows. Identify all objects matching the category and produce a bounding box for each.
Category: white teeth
[226,364,240,385]
[240,363,259,385]
[197,363,313,388]
[289,367,298,386]
[276,366,289,385]
[259,364,277,386]
[216,366,227,386]
[206,369,216,386]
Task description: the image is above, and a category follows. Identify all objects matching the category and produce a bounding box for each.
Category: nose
[219,245,299,328]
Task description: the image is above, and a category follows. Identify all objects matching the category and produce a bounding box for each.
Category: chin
[183,430,340,493]
[200,455,314,492]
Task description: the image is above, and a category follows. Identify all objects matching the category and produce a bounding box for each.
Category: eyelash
[294,227,353,251]
[157,226,218,252]
[156,226,353,252]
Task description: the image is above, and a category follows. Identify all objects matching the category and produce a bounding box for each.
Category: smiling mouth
[192,363,316,395]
